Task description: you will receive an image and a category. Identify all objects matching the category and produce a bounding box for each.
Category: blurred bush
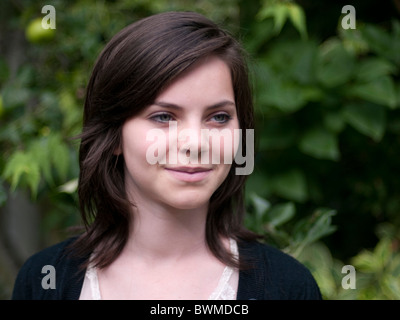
[1,0,399,300]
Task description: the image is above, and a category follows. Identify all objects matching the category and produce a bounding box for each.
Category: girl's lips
[165,168,212,182]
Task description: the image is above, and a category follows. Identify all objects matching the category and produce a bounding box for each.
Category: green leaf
[347,76,398,109]
[316,39,355,87]
[259,40,318,84]
[246,193,270,233]
[244,19,276,54]
[259,78,308,112]
[355,58,396,82]
[257,4,289,35]
[2,151,40,197]
[351,250,375,272]
[49,134,70,180]
[257,3,307,40]
[342,102,386,141]
[323,112,346,133]
[339,27,369,55]
[250,193,271,220]
[352,238,392,273]
[292,209,337,257]
[287,3,307,40]
[361,23,400,64]
[270,169,308,203]
[299,127,340,161]
[304,209,337,243]
[29,138,53,185]
[256,5,279,21]
[245,171,272,200]
[296,242,339,298]
[58,89,82,134]
[383,275,400,299]
[266,202,295,227]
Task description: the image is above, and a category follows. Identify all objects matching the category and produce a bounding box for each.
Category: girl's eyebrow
[152,100,236,111]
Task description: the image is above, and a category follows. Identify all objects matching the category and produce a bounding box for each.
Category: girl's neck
[123,200,210,262]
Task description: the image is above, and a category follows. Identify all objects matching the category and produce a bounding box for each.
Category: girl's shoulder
[11,237,86,300]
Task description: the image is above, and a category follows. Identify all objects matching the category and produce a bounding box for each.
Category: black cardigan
[11,237,322,300]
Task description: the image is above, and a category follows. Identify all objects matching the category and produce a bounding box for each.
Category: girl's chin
[161,193,211,210]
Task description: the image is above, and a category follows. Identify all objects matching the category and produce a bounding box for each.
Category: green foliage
[297,230,400,300]
[257,0,307,39]
[246,193,337,258]
[3,133,69,197]
[243,0,400,300]
[351,236,400,299]
[245,4,400,237]
[246,193,400,300]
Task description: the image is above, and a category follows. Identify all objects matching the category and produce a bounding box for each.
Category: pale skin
[97,56,240,299]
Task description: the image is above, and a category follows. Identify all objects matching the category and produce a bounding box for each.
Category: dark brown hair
[71,11,258,270]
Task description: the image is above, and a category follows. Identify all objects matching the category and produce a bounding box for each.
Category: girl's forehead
[154,57,234,103]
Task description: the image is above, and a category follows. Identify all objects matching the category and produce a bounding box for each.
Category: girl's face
[120,56,239,211]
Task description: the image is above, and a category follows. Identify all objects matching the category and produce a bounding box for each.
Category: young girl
[12,11,321,300]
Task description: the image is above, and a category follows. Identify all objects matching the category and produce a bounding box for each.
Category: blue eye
[211,113,232,123]
[151,113,174,123]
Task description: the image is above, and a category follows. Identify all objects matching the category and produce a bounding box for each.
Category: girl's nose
[177,123,210,165]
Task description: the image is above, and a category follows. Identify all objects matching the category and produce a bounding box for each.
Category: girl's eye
[211,113,232,124]
[151,113,174,123]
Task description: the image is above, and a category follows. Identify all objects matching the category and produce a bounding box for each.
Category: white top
[79,239,239,300]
